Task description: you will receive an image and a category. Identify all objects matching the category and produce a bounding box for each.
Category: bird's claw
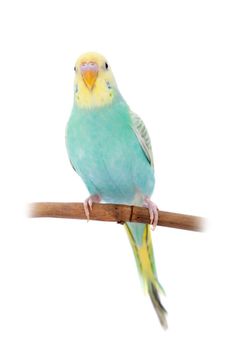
[143,197,159,230]
[83,194,101,221]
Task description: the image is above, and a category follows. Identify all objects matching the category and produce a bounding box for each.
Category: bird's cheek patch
[106,81,112,89]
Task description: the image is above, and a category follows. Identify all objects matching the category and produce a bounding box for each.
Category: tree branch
[28,202,205,232]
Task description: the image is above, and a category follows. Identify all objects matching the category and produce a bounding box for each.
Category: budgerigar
[66,52,167,328]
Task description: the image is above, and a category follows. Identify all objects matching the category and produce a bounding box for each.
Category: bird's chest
[66,106,153,203]
[71,111,134,177]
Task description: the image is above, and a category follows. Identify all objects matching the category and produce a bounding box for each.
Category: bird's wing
[130,112,154,167]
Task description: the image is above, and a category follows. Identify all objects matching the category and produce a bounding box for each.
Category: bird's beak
[81,62,98,90]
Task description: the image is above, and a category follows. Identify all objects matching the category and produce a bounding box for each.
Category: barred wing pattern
[130,112,154,168]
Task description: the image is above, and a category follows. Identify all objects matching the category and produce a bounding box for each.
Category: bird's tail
[124,223,167,329]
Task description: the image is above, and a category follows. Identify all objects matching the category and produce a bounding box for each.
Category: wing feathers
[130,112,154,167]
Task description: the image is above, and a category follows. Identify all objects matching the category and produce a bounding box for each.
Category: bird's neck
[74,91,127,111]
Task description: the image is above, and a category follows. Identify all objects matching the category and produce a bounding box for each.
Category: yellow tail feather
[125,223,167,328]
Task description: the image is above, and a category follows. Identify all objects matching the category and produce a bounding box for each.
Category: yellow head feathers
[74,52,117,108]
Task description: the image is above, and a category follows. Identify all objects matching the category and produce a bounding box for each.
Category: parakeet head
[73,52,118,108]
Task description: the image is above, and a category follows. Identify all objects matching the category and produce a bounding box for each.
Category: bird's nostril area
[80,62,98,72]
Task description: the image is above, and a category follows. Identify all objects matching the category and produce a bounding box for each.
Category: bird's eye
[105,62,109,70]
[74,66,77,72]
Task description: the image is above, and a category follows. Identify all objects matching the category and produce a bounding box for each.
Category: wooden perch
[28,202,205,232]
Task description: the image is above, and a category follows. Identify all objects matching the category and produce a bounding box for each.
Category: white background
[0,0,233,349]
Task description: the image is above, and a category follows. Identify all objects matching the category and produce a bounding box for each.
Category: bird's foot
[83,194,101,221]
[143,196,159,230]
